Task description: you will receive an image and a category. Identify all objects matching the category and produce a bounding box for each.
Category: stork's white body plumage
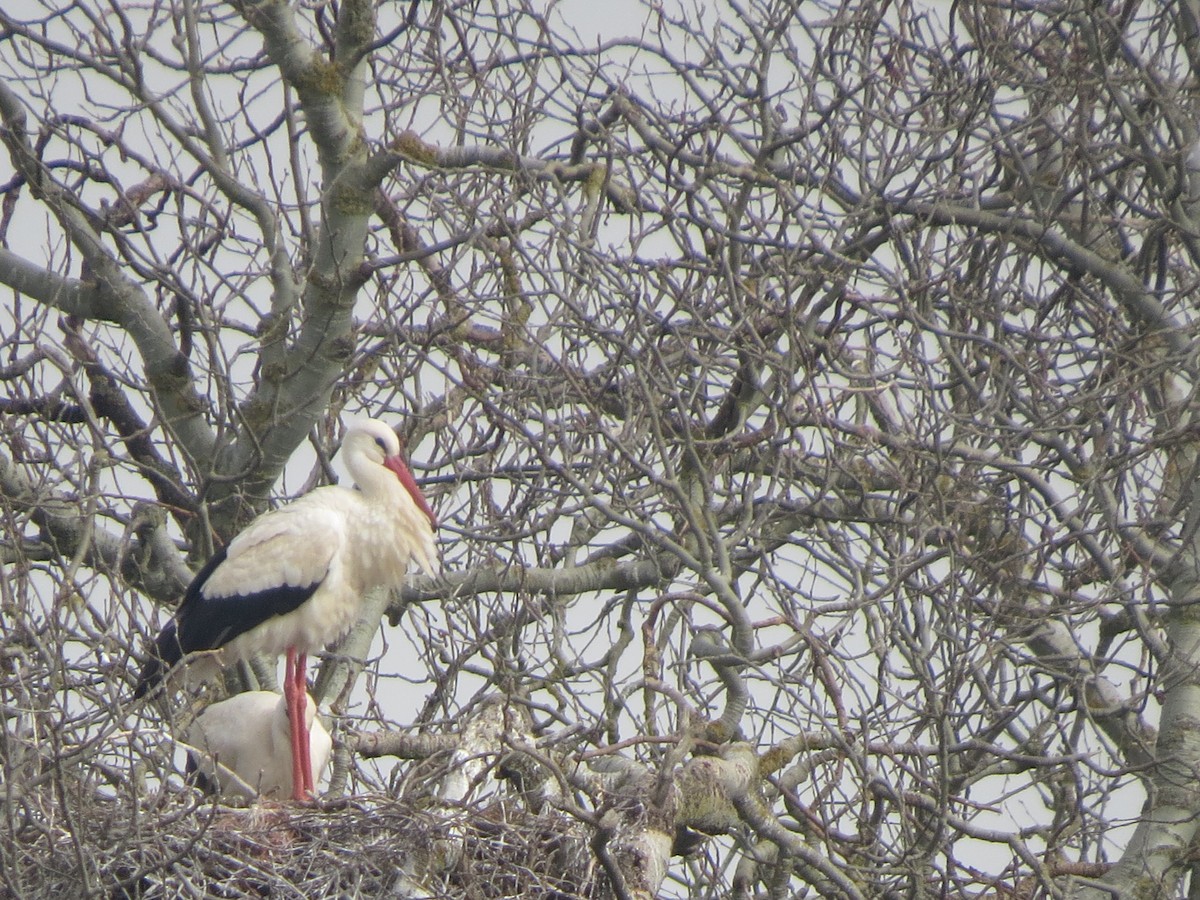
[184,691,333,800]
[206,480,438,666]
[136,418,438,800]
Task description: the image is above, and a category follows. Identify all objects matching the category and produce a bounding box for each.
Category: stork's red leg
[293,651,314,797]
[284,647,308,801]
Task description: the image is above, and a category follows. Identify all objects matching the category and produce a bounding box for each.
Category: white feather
[183,691,333,800]
[194,418,439,664]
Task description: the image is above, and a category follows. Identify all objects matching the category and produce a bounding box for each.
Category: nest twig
[2,788,612,899]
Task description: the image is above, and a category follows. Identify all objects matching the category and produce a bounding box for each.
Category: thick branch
[210,3,381,509]
[0,81,214,466]
[0,452,192,603]
[235,0,364,172]
[353,729,458,760]
[396,556,670,608]
[897,197,1192,363]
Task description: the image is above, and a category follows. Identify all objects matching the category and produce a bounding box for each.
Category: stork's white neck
[345,452,400,501]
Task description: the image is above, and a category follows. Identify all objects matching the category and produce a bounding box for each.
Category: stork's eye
[374,437,388,452]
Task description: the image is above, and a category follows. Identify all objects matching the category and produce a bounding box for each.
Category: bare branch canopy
[1,0,1199,897]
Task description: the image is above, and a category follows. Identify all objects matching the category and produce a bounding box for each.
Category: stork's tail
[133,621,184,699]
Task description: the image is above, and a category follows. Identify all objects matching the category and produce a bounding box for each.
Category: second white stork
[135,418,438,800]
[184,690,333,800]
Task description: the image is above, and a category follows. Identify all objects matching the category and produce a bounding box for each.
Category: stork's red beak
[384,455,438,529]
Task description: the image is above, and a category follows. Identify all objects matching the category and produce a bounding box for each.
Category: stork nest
[3,790,611,899]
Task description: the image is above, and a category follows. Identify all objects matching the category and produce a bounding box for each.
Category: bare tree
[1,0,1198,896]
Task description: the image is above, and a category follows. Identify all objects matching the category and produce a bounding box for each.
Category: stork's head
[344,419,438,529]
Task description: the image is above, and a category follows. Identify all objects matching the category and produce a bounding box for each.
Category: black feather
[133,544,324,699]
[184,750,218,795]
[132,620,182,699]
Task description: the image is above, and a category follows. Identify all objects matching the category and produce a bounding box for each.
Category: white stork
[135,418,438,800]
[184,690,333,801]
